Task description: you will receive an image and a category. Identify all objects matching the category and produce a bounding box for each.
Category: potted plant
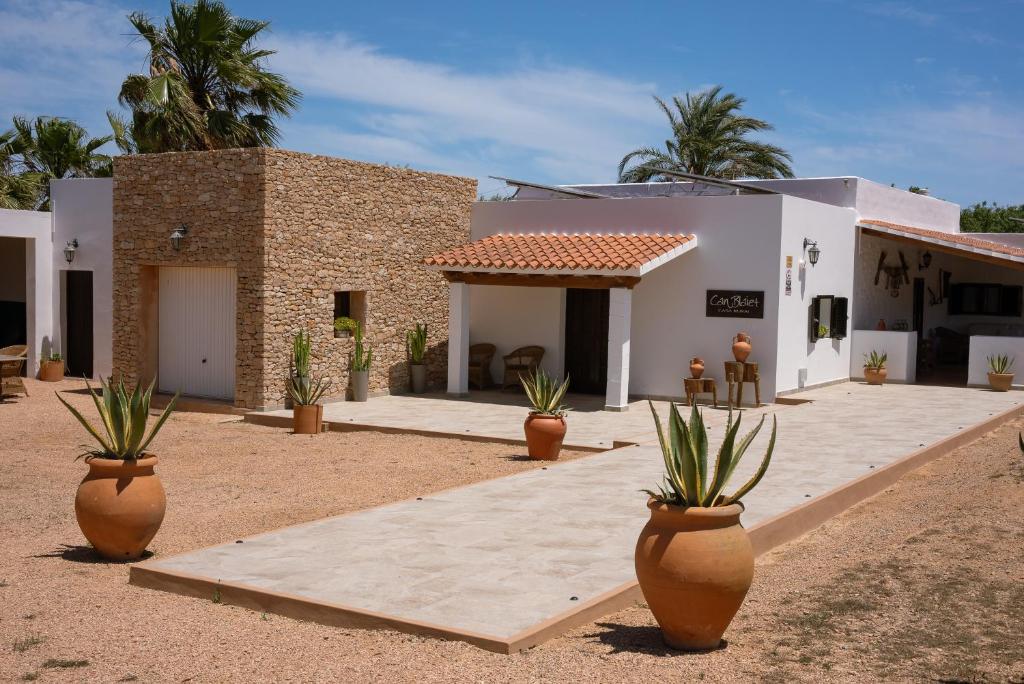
[334,316,358,339]
[520,369,570,460]
[39,349,64,382]
[56,378,178,560]
[987,354,1015,392]
[407,322,428,393]
[351,325,372,402]
[863,350,887,385]
[288,331,330,434]
[636,402,776,650]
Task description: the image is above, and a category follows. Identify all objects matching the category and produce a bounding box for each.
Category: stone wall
[112,147,475,409]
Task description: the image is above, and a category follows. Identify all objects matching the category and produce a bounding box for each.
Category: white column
[26,235,53,377]
[605,287,632,411]
[447,281,470,396]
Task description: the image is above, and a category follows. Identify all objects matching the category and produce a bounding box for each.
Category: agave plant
[287,374,330,406]
[57,378,178,460]
[987,354,1014,375]
[645,401,776,507]
[352,326,373,372]
[863,350,887,370]
[407,323,427,365]
[520,369,570,417]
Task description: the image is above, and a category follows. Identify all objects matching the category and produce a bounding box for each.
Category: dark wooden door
[564,288,608,394]
[913,278,925,339]
[66,270,93,378]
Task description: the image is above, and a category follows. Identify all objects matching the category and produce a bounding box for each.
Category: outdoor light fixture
[63,239,78,264]
[804,238,821,266]
[169,224,188,251]
[920,250,932,270]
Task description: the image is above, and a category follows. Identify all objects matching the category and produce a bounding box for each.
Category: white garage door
[158,267,236,400]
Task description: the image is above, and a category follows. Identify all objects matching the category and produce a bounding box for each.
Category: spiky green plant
[987,354,1014,374]
[287,374,330,406]
[520,369,570,417]
[645,401,776,507]
[863,350,887,370]
[407,323,427,365]
[292,330,311,378]
[56,378,178,460]
[352,326,372,372]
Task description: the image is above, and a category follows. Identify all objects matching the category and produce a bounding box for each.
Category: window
[809,295,848,342]
[334,291,367,330]
[948,283,1022,317]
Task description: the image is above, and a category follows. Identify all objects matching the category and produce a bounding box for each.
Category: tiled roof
[423,232,696,274]
[860,220,1024,261]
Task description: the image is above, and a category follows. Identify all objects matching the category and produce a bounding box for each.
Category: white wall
[967,336,1024,387]
[50,178,113,379]
[468,285,565,384]
[0,208,53,374]
[851,330,917,382]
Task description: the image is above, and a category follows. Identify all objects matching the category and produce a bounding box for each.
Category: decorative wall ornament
[874,250,910,297]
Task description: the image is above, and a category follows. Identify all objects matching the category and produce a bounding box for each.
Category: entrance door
[913,278,925,339]
[158,267,236,400]
[564,288,608,394]
[65,271,93,378]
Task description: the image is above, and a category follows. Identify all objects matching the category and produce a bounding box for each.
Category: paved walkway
[139,383,1023,650]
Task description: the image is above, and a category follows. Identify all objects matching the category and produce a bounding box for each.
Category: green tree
[114,0,300,153]
[618,86,794,183]
[960,201,1024,233]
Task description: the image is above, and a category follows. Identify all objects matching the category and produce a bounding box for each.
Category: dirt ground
[1,378,1023,683]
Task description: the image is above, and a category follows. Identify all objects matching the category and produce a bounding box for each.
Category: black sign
[706,290,764,319]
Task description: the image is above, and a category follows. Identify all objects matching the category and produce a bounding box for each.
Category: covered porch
[423,231,698,411]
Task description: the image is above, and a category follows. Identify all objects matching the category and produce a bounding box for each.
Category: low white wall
[851,330,916,382]
[967,336,1024,387]
[468,285,564,384]
[0,208,53,374]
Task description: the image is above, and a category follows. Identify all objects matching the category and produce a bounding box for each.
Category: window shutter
[831,297,849,339]
[809,297,821,342]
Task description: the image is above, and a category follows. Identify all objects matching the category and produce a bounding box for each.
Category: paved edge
[131,401,1024,654]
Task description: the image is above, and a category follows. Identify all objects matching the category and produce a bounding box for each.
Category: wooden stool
[683,377,718,407]
[724,361,760,409]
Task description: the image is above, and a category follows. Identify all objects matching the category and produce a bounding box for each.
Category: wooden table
[723,361,760,409]
[683,377,718,407]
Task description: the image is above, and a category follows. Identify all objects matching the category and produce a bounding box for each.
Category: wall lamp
[63,239,78,264]
[170,224,189,251]
[803,238,821,266]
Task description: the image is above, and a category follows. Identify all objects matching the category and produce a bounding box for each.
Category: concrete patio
[135,382,1024,652]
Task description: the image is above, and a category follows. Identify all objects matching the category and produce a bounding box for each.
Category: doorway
[563,288,608,394]
[65,270,93,378]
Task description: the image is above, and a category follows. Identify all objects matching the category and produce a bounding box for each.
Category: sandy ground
[1,378,1023,683]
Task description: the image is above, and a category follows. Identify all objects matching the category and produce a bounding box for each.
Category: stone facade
[112,148,476,409]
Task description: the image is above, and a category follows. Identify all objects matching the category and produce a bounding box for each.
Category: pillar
[605,287,632,411]
[447,281,470,396]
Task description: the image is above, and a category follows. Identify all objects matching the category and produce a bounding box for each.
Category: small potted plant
[39,349,64,382]
[987,354,1015,392]
[334,316,358,339]
[289,330,329,433]
[520,369,570,460]
[636,402,776,650]
[351,325,372,402]
[407,322,428,393]
[56,378,178,560]
[863,350,887,385]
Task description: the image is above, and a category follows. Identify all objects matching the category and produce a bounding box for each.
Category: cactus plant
[644,401,776,507]
[292,329,312,378]
[987,354,1014,375]
[520,369,570,417]
[407,323,427,364]
[352,325,372,372]
[863,350,887,370]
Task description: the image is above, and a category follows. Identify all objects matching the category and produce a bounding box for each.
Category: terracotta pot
[523,413,567,460]
[988,372,1014,392]
[876,318,887,331]
[410,364,427,393]
[352,370,369,402]
[293,403,323,434]
[75,456,166,560]
[39,360,64,382]
[732,332,752,363]
[689,357,705,379]
[635,502,753,650]
[864,367,887,385]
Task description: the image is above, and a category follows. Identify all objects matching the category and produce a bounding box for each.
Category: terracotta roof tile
[424,232,695,273]
[860,220,1024,259]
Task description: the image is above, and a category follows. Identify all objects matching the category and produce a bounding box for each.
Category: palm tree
[0,129,40,210]
[116,0,300,153]
[618,86,794,183]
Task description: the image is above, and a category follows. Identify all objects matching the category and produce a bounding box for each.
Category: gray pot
[351,369,369,402]
[410,364,427,393]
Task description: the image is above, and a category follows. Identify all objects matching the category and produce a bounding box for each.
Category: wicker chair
[0,345,28,399]
[502,345,545,390]
[468,343,496,390]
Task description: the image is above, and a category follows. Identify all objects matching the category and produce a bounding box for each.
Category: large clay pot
[523,413,567,460]
[731,332,752,363]
[293,403,323,434]
[635,502,753,650]
[689,357,705,379]
[410,364,427,394]
[864,367,887,385]
[75,456,166,560]
[988,372,1014,392]
[351,370,369,402]
[39,360,64,382]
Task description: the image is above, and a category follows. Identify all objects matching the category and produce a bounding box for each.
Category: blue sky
[1,0,1022,205]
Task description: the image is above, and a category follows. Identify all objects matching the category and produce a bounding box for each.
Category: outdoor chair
[502,345,545,390]
[468,343,496,390]
[0,345,29,400]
